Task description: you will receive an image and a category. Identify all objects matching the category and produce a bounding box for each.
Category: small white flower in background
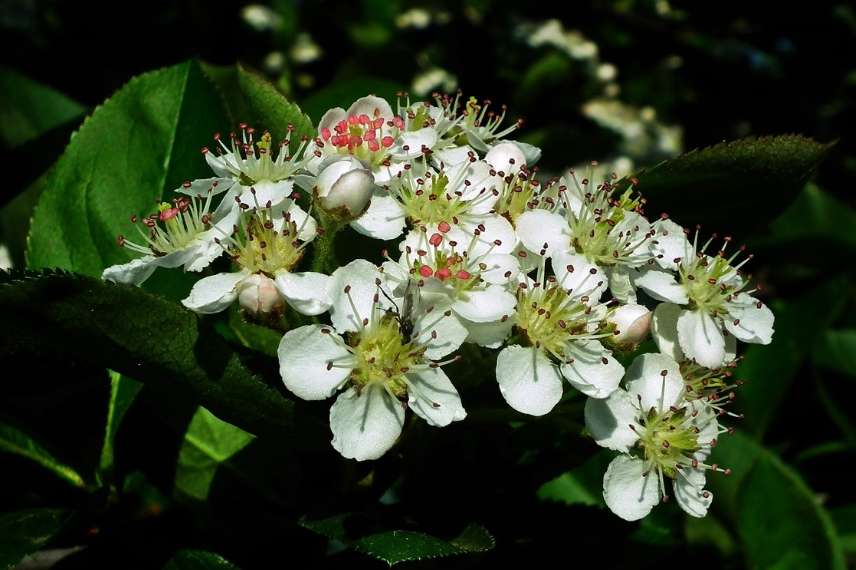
[635,220,774,368]
[313,156,375,220]
[381,226,519,345]
[181,205,331,317]
[584,353,728,521]
[277,260,468,461]
[103,192,239,286]
[606,303,652,351]
[190,127,313,224]
[495,252,624,416]
[515,165,654,303]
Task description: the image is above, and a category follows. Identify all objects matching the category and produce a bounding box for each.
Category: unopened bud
[237,274,283,316]
[607,303,652,350]
[315,157,374,220]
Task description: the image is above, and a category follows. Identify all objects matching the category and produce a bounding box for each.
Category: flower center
[226,208,305,276]
[495,170,545,224]
[319,113,400,167]
[117,195,213,257]
[637,407,700,478]
[566,185,647,267]
[205,127,307,186]
[396,172,472,225]
[436,94,522,145]
[516,281,593,358]
[348,315,425,397]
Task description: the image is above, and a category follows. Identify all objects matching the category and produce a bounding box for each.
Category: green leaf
[174,406,255,500]
[0,67,85,149]
[98,370,143,478]
[299,77,404,124]
[761,184,856,251]
[27,60,228,276]
[830,505,856,554]
[813,329,856,378]
[0,508,71,570]
[737,277,848,437]
[617,135,833,235]
[0,270,295,436]
[201,63,314,149]
[710,432,846,570]
[536,450,611,508]
[163,550,241,570]
[0,422,86,489]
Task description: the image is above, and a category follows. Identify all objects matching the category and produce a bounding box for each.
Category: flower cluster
[102,93,774,521]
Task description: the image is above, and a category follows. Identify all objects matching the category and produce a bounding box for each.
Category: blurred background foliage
[1,0,855,568]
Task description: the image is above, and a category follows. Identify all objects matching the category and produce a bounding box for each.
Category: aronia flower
[277,259,468,461]
[584,353,727,521]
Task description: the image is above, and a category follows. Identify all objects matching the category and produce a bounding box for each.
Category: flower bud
[238,274,284,316]
[315,157,375,220]
[607,303,652,350]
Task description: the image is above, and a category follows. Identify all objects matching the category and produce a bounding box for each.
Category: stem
[310,209,346,274]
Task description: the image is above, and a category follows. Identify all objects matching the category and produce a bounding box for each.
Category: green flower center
[230,209,304,276]
[348,315,426,397]
[637,407,700,478]
[568,188,644,266]
[517,283,593,358]
[397,173,471,225]
[678,254,739,315]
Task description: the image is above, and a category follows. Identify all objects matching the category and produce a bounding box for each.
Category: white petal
[411,309,468,360]
[205,151,237,178]
[606,265,638,304]
[391,127,438,160]
[406,367,466,427]
[552,251,608,302]
[432,145,475,166]
[495,345,563,416]
[346,95,394,120]
[603,456,661,521]
[330,384,404,461]
[625,353,684,412]
[278,325,353,400]
[673,469,712,518]
[460,214,516,254]
[182,239,224,273]
[102,256,158,286]
[318,107,347,134]
[350,190,407,240]
[274,270,333,316]
[285,202,318,242]
[479,253,520,285]
[485,141,526,175]
[452,286,517,323]
[175,177,235,197]
[632,267,689,304]
[724,294,774,345]
[461,316,515,348]
[238,179,293,209]
[329,259,385,333]
[515,209,570,257]
[677,309,727,368]
[561,340,624,399]
[650,219,692,270]
[651,303,685,362]
[510,140,541,166]
[181,271,248,314]
[584,389,640,453]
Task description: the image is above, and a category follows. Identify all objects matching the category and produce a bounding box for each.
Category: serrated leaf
[27,60,228,276]
[163,550,241,570]
[710,432,846,570]
[0,508,71,570]
[98,370,143,479]
[299,513,350,541]
[354,531,460,566]
[201,63,314,149]
[0,422,86,489]
[174,406,254,501]
[449,523,495,553]
[617,135,833,235]
[0,270,294,436]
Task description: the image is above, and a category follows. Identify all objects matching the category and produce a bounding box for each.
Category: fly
[380,279,419,343]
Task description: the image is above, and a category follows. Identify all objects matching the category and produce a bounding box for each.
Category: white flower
[103,193,239,286]
[495,252,624,416]
[515,167,654,303]
[181,205,331,316]
[606,303,652,350]
[584,353,726,521]
[314,156,375,220]
[637,220,774,368]
[277,259,468,461]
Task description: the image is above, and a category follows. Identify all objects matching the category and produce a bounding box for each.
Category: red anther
[238,122,247,129]
[435,267,451,280]
[359,114,370,125]
[321,127,331,140]
[363,130,377,141]
[201,146,209,154]
[393,116,405,129]
[349,135,362,147]
[456,270,471,280]
[159,207,179,221]
[116,234,125,246]
[438,221,451,233]
[347,114,359,125]
[416,249,427,257]
[335,120,347,134]
[368,140,380,152]
[373,118,384,129]
[381,136,394,148]
[419,265,433,278]
[429,233,443,247]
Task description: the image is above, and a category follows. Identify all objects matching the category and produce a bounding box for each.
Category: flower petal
[515,209,569,257]
[510,140,541,166]
[584,389,640,452]
[452,285,517,323]
[561,340,625,398]
[411,309,468,360]
[603,455,661,521]
[552,251,608,302]
[406,367,466,427]
[278,324,353,400]
[606,265,637,304]
[495,345,563,416]
[102,256,159,286]
[284,202,318,242]
[274,270,333,316]
[461,316,515,348]
[478,253,520,285]
[175,177,235,198]
[677,309,727,368]
[181,271,249,314]
[432,145,475,167]
[318,107,347,134]
[651,302,685,362]
[485,141,526,175]
[350,190,407,240]
[725,293,774,344]
[238,179,293,209]
[673,468,712,518]
[391,127,438,160]
[329,259,386,333]
[650,219,692,270]
[632,266,689,304]
[625,352,684,412]
[346,95,394,120]
[330,384,405,461]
